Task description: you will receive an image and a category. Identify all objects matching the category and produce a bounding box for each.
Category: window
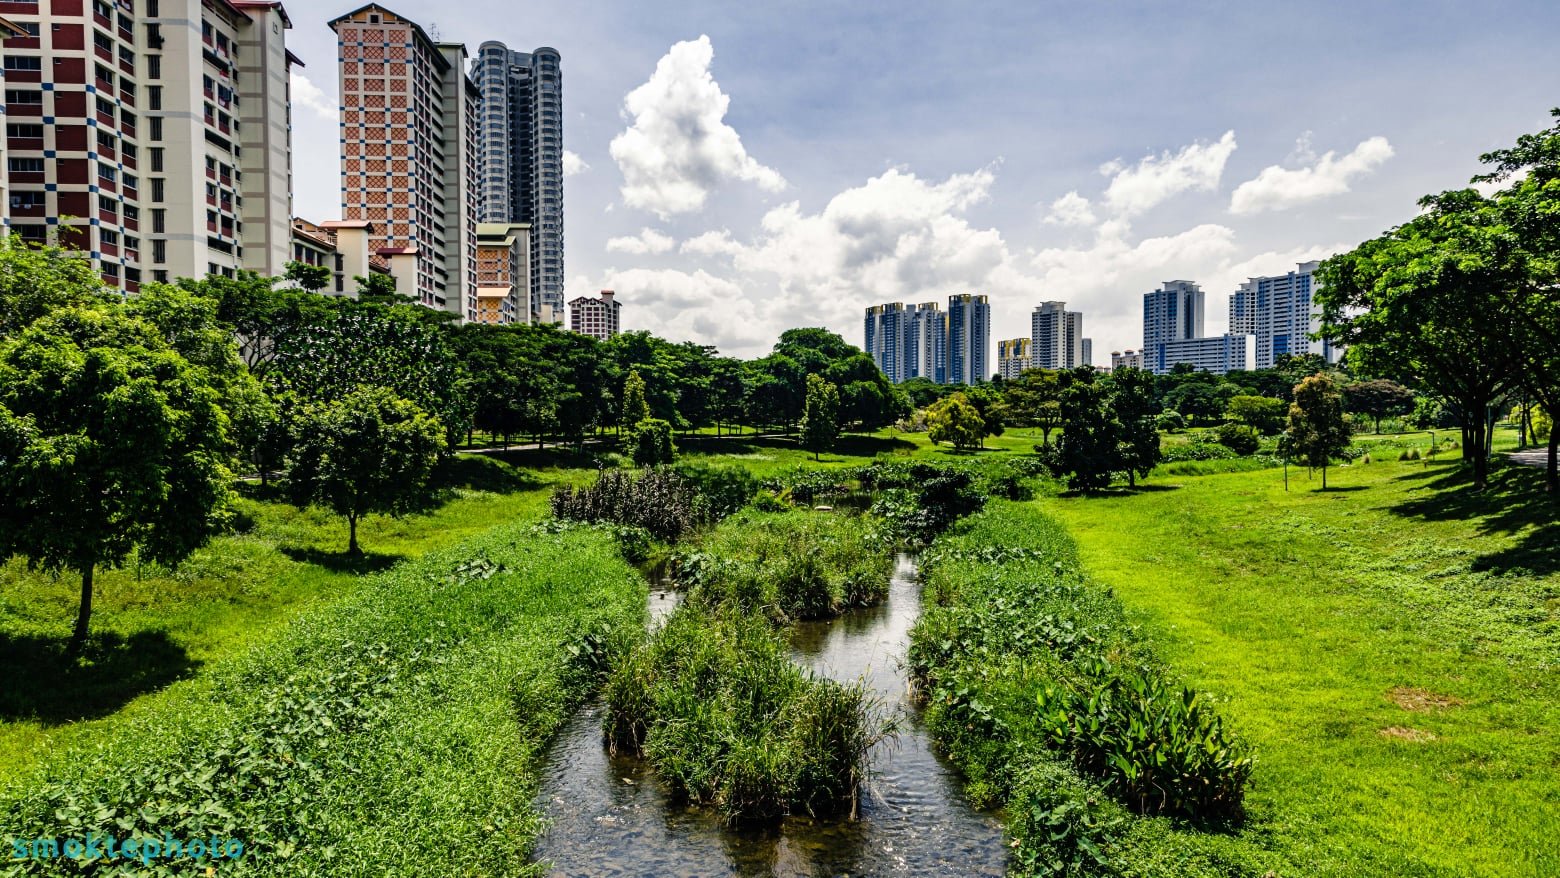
[148,85,161,110]
[10,193,44,210]
[123,173,137,191]
[4,90,42,104]
[100,229,119,246]
[95,97,115,119]
[98,194,118,214]
[124,204,139,221]
[146,54,160,79]
[152,240,166,262]
[3,57,41,72]
[150,148,164,171]
[6,124,43,139]
[94,32,113,54]
[98,163,117,182]
[149,117,162,141]
[151,208,165,233]
[97,130,116,149]
[8,158,44,173]
[151,178,164,202]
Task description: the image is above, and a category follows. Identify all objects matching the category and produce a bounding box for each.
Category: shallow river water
[530,555,1010,877]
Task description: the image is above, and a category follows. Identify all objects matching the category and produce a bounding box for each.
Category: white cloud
[1043,191,1097,227]
[610,35,786,219]
[1230,136,1394,215]
[680,229,746,258]
[1102,131,1238,217]
[290,71,335,121]
[579,268,768,351]
[605,227,676,255]
[563,150,590,177]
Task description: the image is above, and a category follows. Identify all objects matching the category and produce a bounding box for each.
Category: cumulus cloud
[563,150,590,177]
[680,229,746,258]
[577,268,768,351]
[1101,131,1238,217]
[1229,136,1394,215]
[1044,191,1097,227]
[290,72,335,121]
[605,227,676,255]
[610,35,786,218]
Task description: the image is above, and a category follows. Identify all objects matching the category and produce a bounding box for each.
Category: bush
[856,462,984,544]
[604,604,885,824]
[550,467,696,541]
[672,460,759,521]
[631,417,676,466]
[1214,423,1260,456]
[1155,411,1186,433]
[1160,437,1239,463]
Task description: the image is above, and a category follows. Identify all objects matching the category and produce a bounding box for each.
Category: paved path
[1507,449,1552,469]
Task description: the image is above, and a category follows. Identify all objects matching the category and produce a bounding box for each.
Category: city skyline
[279,1,1560,358]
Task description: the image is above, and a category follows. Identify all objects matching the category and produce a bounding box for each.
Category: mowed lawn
[1044,454,1560,877]
[0,454,571,779]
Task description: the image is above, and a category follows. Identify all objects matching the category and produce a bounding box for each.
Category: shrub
[1214,423,1260,456]
[550,467,696,541]
[631,417,676,466]
[856,462,984,544]
[1155,411,1186,433]
[672,460,759,521]
[1161,437,1238,463]
[604,604,885,824]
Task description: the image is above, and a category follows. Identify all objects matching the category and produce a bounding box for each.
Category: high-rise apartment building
[997,337,1031,380]
[1081,337,1093,368]
[474,222,530,324]
[1240,261,1340,368]
[1228,282,1255,336]
[331,4,478,318]
[1153,334,1255,374]
[1030,301,1085,370]
[0,16,30,230]
[569,289,619,340]
[472,41,562,321]
[1142,280,1205,353]
[864,302,908,383]
[906,302,946,383]
[947,293,990,385]
[3,0,297,291]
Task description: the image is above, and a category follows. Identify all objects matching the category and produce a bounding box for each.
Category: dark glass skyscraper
[473,42,563,322]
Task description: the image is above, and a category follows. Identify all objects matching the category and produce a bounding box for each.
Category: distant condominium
[997,337,1031,380]
[1030,301,1086,370]
[475,222,531,323]
[3,0,298,292]
[1143,280,1205,351]
[864,297,984,385]
[472,41,562,322]
[865,301,947,384]
[947,293,990,384]
[331,3,479,318]
[1110,349,1145,372]
[1156,334,1255,374]
[1228,261,1341,368]
[569,289,619,340]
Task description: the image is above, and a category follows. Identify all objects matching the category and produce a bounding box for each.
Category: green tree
[964,385,1009,448]
[198,272,336,372]
[799,373,841,460]
[926,393,986,451]
[1225,394,1289,435]
[270,305,470,447]
[1317,190,1523,491]
[1110,367,1161,487]
[284,260,333,293]
[1056,367,1120,493]
[1341,379,1415,434]
[0,235,112,339]
[621,369,651,432]
[355,272,409,305]
[0,306,234,654]
[631,418,676,466]
[286,386,446,555]
[1005,368,1065,445]
[1287,373,1352,490]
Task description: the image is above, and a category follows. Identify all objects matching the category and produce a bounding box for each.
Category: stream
[531,554,1010,877]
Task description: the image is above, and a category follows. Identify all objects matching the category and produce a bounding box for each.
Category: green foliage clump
[909,502,1257,873]
[550,467,696,542]
[927,392,987,450]
[670,508,893,620]
[0,524,644,876]
[1214,423,1260,456]
[671,460,759,520]
[799,373,842,460]
[631,417,676,466]
[1160,436,1240,463]
[604,603,884,824]
[858,461,985,544]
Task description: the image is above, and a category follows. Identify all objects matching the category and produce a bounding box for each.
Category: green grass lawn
[1042,454,1559,876]
[0,454,563,779]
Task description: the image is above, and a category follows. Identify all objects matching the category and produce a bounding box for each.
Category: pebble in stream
[532,556,1010,877]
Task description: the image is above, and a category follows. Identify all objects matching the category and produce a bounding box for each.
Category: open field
[1043,454,1560,876]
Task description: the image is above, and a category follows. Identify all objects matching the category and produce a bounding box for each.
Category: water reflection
[532,555,1008,877]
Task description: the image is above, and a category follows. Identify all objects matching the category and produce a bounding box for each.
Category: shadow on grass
[1387,461,1560,576]
[0,631,199,724]
[1058,483,1183,498]
[432,454,545,494]
[475,445,608,470]
[278,545,404,574]
[234,480,287,502]
[1317,485,1370,493]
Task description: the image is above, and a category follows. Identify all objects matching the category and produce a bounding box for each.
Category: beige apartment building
[329,3,478,319]
[0,0,297,291]
[474,221,529,324]
[569,289,619,340]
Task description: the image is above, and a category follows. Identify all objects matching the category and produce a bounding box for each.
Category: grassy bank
[1,520,644,875]
[909,501,1268,877]
[0,454,559,778]
[1043,456,1560,876]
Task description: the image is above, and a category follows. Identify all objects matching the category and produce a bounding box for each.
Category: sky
[286,0,1560,362]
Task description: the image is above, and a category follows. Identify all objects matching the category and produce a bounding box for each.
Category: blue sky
[288,0,1560,360]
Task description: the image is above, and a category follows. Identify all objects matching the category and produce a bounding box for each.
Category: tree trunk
[67,564,94,657]
[348,514,360,556]
[1322,463,1328,490]
[1548,425,1559,495]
